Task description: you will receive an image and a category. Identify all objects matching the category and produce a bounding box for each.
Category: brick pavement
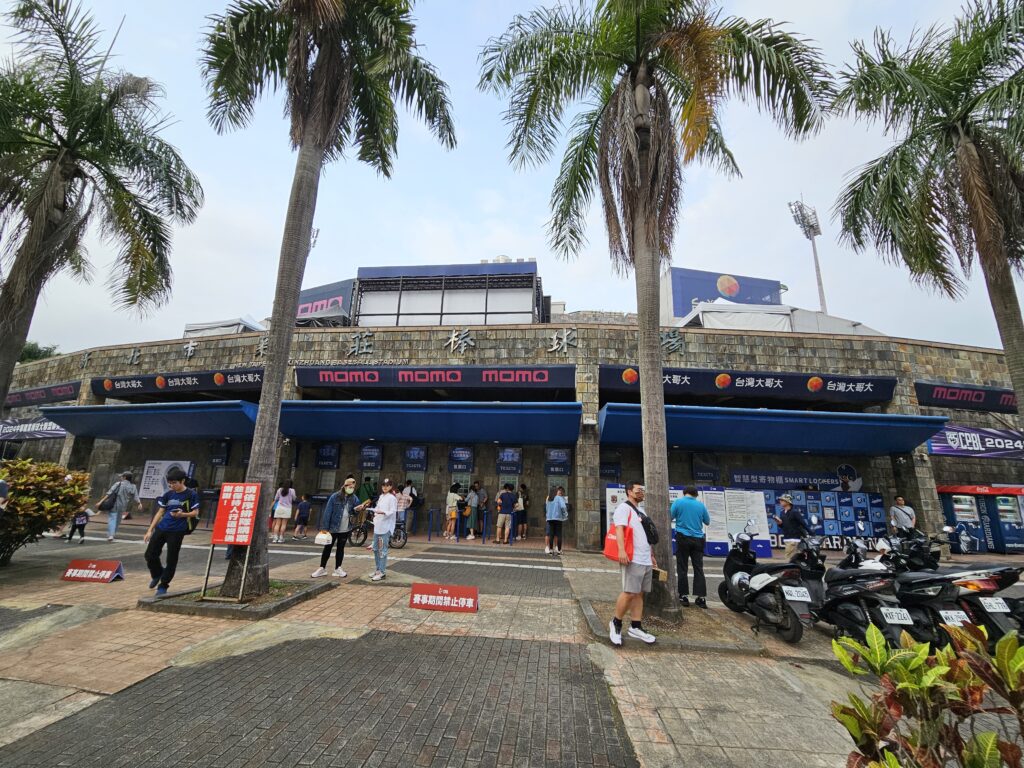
[0,633,640,768]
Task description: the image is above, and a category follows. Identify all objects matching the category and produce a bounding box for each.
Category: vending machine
[937,486,989,554]
[980,492,1024,554]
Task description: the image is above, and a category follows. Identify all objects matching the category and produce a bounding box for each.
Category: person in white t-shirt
[370,478,398,581]
[609,481,657,646]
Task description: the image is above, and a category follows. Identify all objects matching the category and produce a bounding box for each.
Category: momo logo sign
[296,365,575,389]
[318,369,381,384]
[398,369,461,384]
[915,381,1018,414]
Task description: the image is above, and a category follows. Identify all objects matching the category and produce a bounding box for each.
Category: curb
[136,579,336,621]
[578,598,763,655]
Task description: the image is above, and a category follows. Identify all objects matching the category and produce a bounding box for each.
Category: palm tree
[835,0,1024,402]
[202,0,455,597]
[0,0,203,408]
[480,0,830,612]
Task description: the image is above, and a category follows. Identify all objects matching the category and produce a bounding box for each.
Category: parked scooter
[718,519,811,644]
[794,533,913,647]
[876,534,1022,649]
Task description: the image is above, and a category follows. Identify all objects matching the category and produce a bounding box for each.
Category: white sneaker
[332,567,347,578]
[467,534,475,540]
[627,626,656,645]
[609,620,623,647]
[311,567,328,578]
[556,549,562,555]
[371,572,384,581]
[545,547,551,554]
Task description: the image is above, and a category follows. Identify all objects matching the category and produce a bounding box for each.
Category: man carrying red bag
[606,480,657,647]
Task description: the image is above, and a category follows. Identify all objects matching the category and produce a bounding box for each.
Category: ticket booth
[984,494,1024,554]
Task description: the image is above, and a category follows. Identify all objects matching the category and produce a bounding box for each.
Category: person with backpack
[98,471,141,542]
[608,481,657,647]
[143,467,200,597]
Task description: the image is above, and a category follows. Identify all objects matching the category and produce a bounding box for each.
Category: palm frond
[8,0,103,82]
[947,0,1024,99]
[833,26,946,133]
[479,4,616,169]
[835,128,963,297]
[548,90,609,258]
[344,59,398,176]
[720,16,832,138]
[200,0,291,133]
[386,50,456,150]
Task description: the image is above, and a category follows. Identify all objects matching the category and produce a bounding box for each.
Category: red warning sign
[62,559,124,582]
[212,482,261,545]
[409,583,479,612]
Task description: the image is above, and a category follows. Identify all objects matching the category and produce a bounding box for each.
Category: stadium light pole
[788,200,828,315]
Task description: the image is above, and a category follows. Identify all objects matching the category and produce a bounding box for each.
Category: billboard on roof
[297,279,354,317]
[667,267,782,317]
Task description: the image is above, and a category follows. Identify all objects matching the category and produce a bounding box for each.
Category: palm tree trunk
[0,212,66,409]
[958,138,1024,403]
[221,139,325,599]
[632,141,677,617]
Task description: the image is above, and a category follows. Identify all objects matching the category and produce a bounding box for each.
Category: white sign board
[139,460,194,499]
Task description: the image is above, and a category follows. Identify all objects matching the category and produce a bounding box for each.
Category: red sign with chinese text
[212,482,261,545]
[409,583,479,613]
[62,559,124,582]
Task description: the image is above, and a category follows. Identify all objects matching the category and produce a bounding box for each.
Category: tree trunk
[221,139,325,598]
[958,138,1024,404]
[0,196,67,408]
[632,137,677,618]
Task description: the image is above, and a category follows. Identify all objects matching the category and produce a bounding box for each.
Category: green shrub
[832,623,1024,767]
[0,459,89,566]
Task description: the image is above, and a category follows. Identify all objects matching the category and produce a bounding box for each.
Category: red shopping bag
[603,510,633,562]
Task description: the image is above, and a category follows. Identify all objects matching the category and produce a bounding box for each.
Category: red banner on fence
[212,482,261,545]
[409,583,479,612]
[62,559,124,582]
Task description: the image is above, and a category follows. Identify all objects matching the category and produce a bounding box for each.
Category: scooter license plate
[880,607,913,625]
[980,597,1010,613]
[939,610,971,627]
[781,586,811,602]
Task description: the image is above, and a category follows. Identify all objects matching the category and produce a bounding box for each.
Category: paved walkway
[0,531,865,766]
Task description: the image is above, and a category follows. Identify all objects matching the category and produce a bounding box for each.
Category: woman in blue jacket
[545,487,568,556]
[312,475,367,578]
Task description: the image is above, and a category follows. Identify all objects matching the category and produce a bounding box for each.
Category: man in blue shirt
[670,487,710,608]
[143,467,200,597]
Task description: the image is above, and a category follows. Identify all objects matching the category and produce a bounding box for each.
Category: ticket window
[498,474,520,496]
[211,465,227,487]
[953,495,980,522]
[996,496,1023,524]
[318,470,338,492]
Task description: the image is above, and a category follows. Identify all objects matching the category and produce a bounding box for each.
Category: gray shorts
[621,562,653,594]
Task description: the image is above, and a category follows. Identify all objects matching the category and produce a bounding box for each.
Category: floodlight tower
[788,200,828,315]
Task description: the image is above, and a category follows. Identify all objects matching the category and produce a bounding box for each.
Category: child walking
[292,493,312,540]
[66,505,92,544]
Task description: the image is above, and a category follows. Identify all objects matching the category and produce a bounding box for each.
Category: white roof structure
[675,300,883,336]
[183,316,265,338]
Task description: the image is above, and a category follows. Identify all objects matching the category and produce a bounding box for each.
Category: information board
[139,460,194,499]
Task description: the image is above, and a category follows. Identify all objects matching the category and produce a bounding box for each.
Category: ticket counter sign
[410,583,479,612]
[62,559,124,582]
[212,482,261,545]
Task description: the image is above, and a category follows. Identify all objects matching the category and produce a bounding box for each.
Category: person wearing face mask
[311,475,368,578]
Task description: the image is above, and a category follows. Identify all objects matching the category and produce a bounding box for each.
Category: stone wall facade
[6,324,1021,549]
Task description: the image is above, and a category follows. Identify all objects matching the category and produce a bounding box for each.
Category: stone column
[574,363,601,550]
[58,379,102,469]
[890,450,942,533]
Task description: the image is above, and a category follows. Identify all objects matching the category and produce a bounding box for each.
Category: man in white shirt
[371,478,398,581]
[609,480,657,646]
[401,479,418,529]
[889,495,917,535]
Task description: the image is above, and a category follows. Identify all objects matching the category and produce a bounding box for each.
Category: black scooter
[718,519,810,644]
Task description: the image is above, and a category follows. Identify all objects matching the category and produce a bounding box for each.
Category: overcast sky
[12,0,1017,355]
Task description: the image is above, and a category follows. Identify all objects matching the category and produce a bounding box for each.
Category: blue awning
[598,403,947,455]
[41,401,259,440]
[280,401,582,444]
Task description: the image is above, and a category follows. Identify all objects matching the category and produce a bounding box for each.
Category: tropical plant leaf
[963,732,1002,768]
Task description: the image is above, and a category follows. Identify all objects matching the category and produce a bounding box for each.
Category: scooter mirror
[856,520,866,531]
[942,526,954,533]
[746,518,756,527]
[810,515,819,525]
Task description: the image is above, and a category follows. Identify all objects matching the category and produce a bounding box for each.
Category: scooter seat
[895,571,944,585]
[824,567,878,583]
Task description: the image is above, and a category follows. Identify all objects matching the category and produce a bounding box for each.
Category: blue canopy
[41,401,259,440]
[280,400,582,444]
[598,403,947,455]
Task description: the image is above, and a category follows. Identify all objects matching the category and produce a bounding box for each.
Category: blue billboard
[668,267,782,317]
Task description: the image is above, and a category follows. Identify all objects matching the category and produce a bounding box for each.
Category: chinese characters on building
[348,331,375,357]
[444,329,476,355]
[547,327,578,354]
